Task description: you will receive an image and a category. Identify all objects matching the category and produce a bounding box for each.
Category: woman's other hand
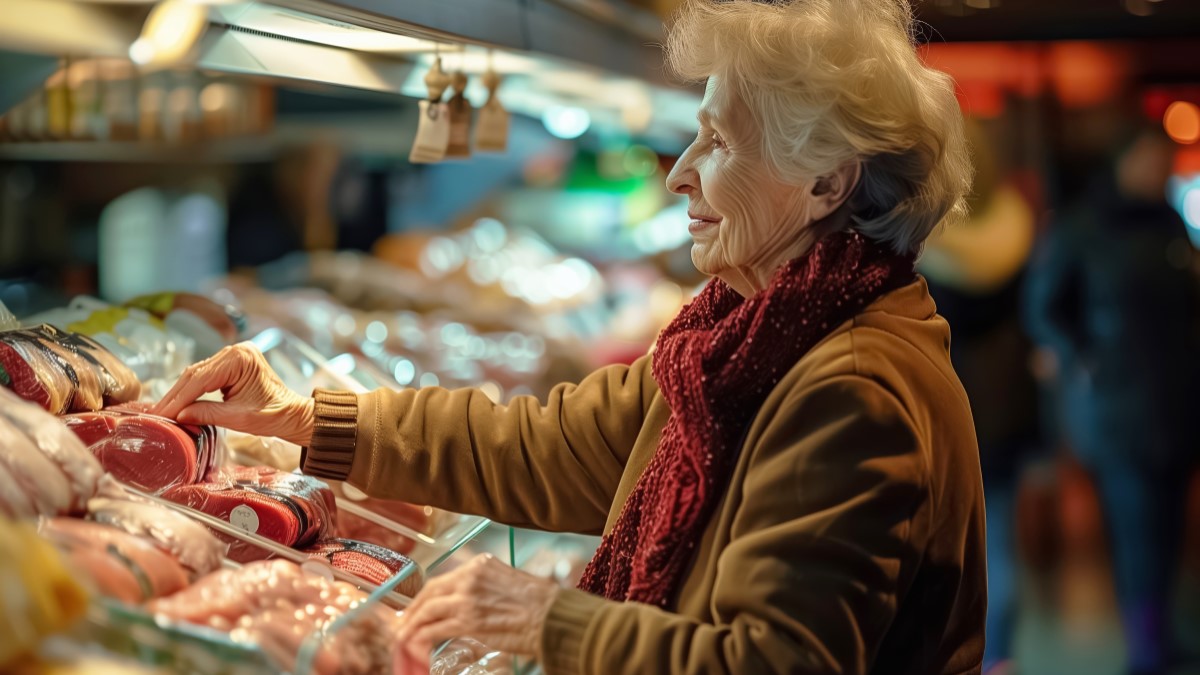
[393,554,559,674]
[152,342,315,446]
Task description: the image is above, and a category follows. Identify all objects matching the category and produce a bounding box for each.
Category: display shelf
[0,140,278,163]
[133,488,423,605]
[251,327,365,394]
[271,0,669,86]
[80,598,280,675]
[68,489,422,674]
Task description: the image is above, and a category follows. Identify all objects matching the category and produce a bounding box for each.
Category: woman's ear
[809,160,862,222]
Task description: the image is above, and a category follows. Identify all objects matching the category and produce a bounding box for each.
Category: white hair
[666,0,972,254]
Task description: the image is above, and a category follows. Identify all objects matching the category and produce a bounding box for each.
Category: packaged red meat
[0,387,103,513]
[302,539,424,593]
[0,324,141,414]
[62,406,222,494]
[0,331,75,413]
[161,465,336,562]
[39,517,190,601]
[26,296,198,381]
[88,495,227,578]
[148,559,401,675]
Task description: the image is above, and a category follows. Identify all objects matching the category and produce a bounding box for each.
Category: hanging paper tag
[410,100,450,164]
[474,98,510,153]
[445,91,473,159]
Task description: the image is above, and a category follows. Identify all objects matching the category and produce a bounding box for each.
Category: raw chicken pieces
[0,388,103,513]
[148,560,401,675]
[0,391,81,518]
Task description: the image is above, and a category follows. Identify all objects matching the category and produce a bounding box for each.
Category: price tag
[445,92,473,158]
[474,98,510,153]
[229,504,260,534]
[410,100,450,164]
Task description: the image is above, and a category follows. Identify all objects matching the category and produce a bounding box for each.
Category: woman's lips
[688,215,720,234]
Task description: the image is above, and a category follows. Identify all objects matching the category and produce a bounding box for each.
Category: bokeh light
[1164,101,1200,145]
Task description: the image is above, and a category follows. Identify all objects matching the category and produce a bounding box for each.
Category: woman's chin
[690,243,725,277]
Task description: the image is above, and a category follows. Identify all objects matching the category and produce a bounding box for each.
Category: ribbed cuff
[300,389,359,481]
[540,588,604,675]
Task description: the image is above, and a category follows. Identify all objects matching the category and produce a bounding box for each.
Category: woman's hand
[152,342,315,446]
[393,554,559,675]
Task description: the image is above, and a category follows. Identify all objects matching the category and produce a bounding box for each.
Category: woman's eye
[711,133,727,149]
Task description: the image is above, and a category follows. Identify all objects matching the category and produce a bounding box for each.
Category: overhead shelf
[0,140,279,164]
[259,0,671,86]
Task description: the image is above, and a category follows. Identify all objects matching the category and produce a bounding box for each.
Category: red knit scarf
[577,231,917,607]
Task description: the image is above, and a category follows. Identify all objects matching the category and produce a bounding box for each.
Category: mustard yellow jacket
[303,277,987,675]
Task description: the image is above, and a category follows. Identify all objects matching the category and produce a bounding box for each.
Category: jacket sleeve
[302,355,657,534]
[539,375,931,675]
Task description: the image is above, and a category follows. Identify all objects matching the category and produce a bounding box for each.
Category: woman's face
[666,77,820,294]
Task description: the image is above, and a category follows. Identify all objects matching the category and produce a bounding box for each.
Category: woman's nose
[666,147,698,195]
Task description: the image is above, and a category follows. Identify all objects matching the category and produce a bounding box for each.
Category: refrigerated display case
[0,1,694,672]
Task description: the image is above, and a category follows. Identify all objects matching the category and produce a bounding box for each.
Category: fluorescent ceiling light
[211,3,456,54]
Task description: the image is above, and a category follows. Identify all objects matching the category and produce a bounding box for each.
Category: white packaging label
[229,504,260,534]
[409,100,450,164]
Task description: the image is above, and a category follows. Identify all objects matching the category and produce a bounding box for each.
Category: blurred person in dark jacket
[922,118,1042,671]
[1024,128,1200,675]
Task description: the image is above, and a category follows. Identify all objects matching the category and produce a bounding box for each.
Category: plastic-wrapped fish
[0,324,141,414]
[88,494,227,579]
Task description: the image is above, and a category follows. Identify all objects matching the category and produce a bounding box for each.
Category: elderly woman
[155,0,984,672]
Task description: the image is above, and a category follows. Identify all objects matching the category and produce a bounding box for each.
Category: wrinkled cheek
[712,179,775,269]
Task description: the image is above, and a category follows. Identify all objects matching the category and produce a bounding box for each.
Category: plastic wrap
[39,517,190,602]
[24,295,221,381]
[124,292,245,359]
[431,638,515,675]
[0,324,141,414]
[75,599,278,674]
[225,430,302,472]
[161,465,337,562]
[147,559,402,675]
[87,494,227,579]
[0,414,74,518]
[0,300,17,331]
[62,405,223,494]
[301,539,422,590]
[0,388,104,514]
[333,482,455,547]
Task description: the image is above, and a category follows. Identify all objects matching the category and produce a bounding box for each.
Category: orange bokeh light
[1164,101,1200,145]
